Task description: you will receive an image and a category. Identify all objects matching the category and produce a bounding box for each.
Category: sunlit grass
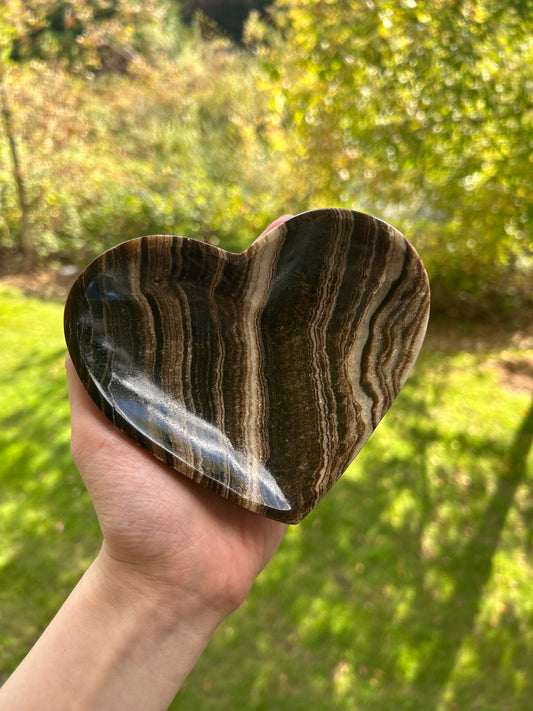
[0,285,100,672]
[1,284,532,709]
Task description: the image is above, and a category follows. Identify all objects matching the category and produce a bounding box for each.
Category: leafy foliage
[0,0,531,316]
[2,0,164,71]
[251,0,532,312]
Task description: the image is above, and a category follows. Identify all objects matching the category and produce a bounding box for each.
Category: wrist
[92,545,226,640]
[0,550,224,711]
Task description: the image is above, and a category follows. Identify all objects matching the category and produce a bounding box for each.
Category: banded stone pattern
[65,209,430,523]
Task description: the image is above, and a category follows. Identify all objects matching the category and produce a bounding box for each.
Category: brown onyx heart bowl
[64,209,430,523]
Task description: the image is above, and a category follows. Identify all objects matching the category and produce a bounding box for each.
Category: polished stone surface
[64,209,430,523]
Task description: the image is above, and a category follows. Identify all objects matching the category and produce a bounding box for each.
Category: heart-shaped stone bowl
[64,209,430,524]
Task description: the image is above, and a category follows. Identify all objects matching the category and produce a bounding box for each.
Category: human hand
[66,356,287,617]
[66,216,291,618]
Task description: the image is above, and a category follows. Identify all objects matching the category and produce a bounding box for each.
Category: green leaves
[0,0,530,316]
[252,0,532,313]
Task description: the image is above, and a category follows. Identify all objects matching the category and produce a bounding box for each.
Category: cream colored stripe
[240,230,285,472]
[207,254,228,432]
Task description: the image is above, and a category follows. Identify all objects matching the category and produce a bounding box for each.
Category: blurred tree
[251,0,532,311]
[0,41,31,267]
[0,0,163,266]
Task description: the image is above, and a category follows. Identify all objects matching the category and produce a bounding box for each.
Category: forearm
[0,550,223,711]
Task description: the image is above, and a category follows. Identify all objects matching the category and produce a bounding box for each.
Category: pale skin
[0,216,291,710]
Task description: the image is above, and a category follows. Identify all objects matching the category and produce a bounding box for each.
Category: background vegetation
[1,1,532,708]
[0,0,531,317]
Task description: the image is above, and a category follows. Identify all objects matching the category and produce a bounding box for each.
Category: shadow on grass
[180,355,533,710]
[2,336,532,708]
[413,396,533,699]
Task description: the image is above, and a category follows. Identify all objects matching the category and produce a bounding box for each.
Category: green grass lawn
[1,282,532,709]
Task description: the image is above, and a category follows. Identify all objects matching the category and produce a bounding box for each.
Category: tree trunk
[0,52,33,269]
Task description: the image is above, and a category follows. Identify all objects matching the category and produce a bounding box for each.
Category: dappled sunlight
[181,342,533,709]
[0,287,100,677]
[1,279,532,707]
